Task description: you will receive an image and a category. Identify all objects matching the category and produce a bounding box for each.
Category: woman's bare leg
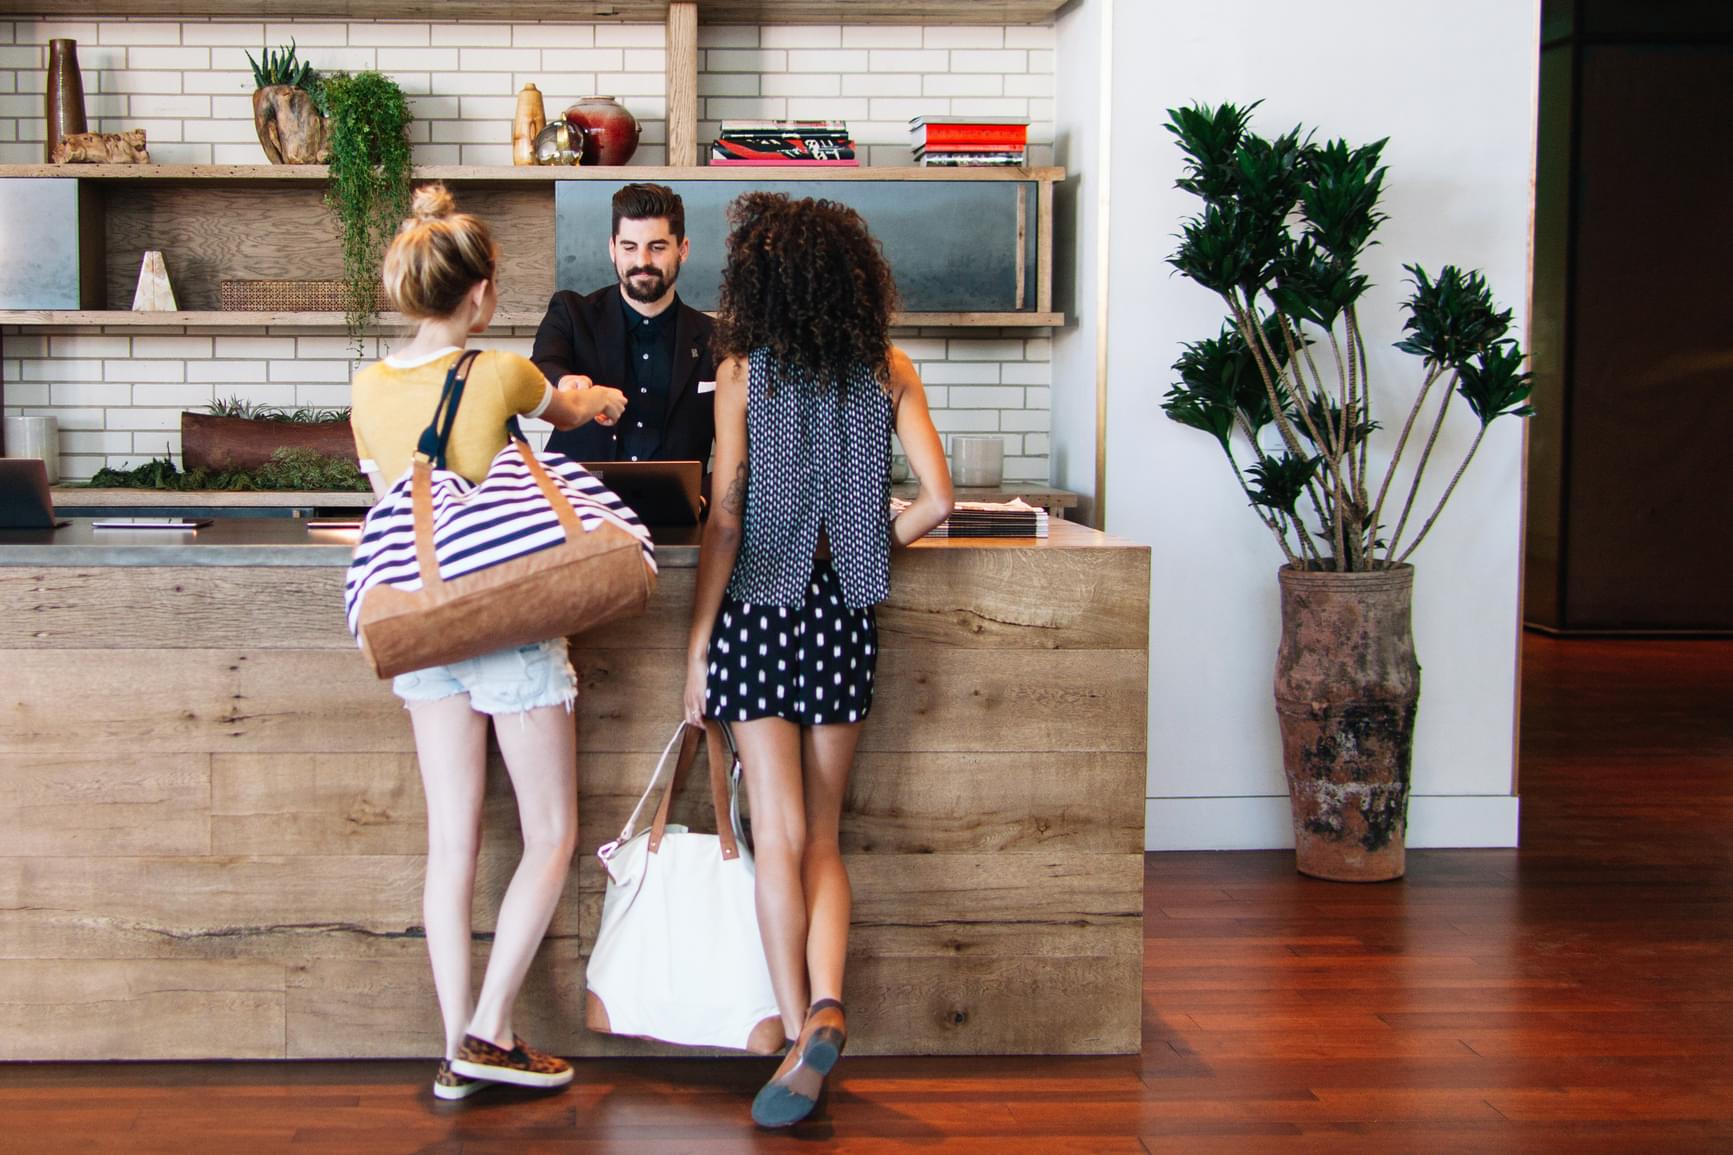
[799,722,863,1006]
[465,705,579,1048]
[732,715,811,1041]
[409,695,490,1060]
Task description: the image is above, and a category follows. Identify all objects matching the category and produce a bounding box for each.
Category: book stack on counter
[891,497,1049,539]
[711,121,858,166]
[909,116,1029,167]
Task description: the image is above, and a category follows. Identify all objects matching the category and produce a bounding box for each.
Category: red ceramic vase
[563,96,641,166]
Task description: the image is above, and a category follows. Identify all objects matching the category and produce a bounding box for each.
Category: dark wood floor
[11,636,1732,1153]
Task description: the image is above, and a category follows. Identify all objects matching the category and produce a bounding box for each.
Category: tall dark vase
[45,38,87,163]
[1273,564,1421,882]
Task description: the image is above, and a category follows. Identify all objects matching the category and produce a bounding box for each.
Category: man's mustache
[627,267,662,278]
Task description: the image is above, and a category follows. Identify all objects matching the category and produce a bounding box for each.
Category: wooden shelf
[0,164,1063,184]
[1,309,1062,330]
[0,2,1070,24]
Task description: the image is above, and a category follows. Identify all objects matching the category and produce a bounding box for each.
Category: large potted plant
[321,71,412,350]
[1160,102,1534,882]
[248,40,327,164]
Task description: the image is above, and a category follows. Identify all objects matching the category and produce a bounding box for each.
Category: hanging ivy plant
[321,71,412,351]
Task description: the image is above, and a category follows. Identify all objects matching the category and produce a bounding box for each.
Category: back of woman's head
[713,192,897,388]
[381,183,497,319]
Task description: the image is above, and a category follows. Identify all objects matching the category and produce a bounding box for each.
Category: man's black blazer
[531,286,717,463]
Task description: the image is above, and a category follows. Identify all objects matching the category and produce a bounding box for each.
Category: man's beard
[620,262,678,303]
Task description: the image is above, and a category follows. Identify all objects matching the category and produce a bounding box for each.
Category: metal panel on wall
[555,179,1039,312]
[0,179,91,309]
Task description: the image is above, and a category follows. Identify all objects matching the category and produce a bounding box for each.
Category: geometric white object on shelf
[131,250,177,311]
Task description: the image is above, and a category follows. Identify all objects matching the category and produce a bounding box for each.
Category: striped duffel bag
[344,349,657,679]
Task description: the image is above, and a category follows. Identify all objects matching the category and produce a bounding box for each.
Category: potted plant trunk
[1161,102,1534,881]
[248,40,327,164]
[181,400,356,473]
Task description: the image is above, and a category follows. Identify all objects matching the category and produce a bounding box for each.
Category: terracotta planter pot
[252,85,329,164]
[1273,564,1420,882]
[181,412,356,473]
[563,96,641,166]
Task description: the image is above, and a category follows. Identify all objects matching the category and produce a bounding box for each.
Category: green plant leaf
[1396,264,1513,369]
[322,70,413,351]
[1454,342,1534,426]
[1246,451,1322,518]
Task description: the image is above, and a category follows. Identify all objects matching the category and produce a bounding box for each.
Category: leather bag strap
[410,350,482,589]
[648,723,705,853]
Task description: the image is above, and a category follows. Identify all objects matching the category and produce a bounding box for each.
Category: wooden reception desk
[0,519,1148,1060]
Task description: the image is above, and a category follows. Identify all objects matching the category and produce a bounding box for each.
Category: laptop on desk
[580,459,704,525]
[0,459,70,529]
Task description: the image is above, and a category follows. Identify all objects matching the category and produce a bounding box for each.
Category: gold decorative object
[513,83,546,166]
[533,120,581,166]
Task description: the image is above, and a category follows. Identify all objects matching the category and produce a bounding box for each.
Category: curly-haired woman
[682,193,953,1127]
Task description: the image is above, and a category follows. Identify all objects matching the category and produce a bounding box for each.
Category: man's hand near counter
[542,375,627,431]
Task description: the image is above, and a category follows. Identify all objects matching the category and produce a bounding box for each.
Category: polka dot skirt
[706,558,878,726]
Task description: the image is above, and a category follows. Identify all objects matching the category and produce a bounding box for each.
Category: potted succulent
[321,70,412,350]
[1160,102,1534,882]
[181,398,356,473]
[248,40,327,164]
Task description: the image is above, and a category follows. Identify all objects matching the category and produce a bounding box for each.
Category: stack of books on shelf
[909,116,1029,167]
[711,121,858,166]
[892,497,1049,539]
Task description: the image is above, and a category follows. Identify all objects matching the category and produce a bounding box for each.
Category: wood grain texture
[665,1,699,168]
[0,1,1071,22]
[0,533,1148,1058]
[9,637,1733,1155]
[0,164,1067,183]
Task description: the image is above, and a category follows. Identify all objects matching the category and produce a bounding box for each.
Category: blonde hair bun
[411,182,456,221]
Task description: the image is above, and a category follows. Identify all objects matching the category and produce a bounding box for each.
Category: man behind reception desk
[531,183,717,464]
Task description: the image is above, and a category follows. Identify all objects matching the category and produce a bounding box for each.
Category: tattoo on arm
[722,462,748,517]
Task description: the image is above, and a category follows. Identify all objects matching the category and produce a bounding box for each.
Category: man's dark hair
[611,182,685,241]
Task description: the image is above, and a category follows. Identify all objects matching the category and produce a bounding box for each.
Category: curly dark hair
[712,192,898,388]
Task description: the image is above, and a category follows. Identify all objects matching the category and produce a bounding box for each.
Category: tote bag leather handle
[601,722,744,865]
[410,350,482,591]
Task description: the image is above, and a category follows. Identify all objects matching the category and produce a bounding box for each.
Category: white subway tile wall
[0,18,1057,482]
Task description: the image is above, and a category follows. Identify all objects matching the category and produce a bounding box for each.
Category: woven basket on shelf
[219,280,378,312]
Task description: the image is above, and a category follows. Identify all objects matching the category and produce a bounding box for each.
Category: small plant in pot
[321,70,412,351]
[1160,102,1534,882]
[248,40,328,164]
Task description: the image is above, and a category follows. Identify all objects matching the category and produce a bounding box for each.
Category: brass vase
[45,39,87,163]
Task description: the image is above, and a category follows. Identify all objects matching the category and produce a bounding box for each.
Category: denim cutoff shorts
[391,637,577,716]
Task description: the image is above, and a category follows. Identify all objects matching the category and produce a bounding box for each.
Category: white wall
[1056,0,1539,849]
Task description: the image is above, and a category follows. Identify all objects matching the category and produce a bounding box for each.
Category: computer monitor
[0,459,70,529]
[580,459,704,525]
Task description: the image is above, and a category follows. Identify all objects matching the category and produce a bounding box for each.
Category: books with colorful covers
[713,120,858,166]
[890,497,1049,539]
[909,116,1029,168]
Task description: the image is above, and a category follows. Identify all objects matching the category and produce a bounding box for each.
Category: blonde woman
[349,184,627,1100]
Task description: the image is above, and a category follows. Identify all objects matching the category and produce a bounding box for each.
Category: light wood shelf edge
[2,310,1064,329]
[0,163,1064,183]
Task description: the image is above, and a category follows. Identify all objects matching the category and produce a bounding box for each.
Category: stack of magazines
[711,121,858,166]
[909,116,1028,167]
[892,497,1049,539]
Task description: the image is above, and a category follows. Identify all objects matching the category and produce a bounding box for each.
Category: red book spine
[917,123,1028,147]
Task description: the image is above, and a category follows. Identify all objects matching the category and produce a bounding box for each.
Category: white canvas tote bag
[585,722,784,1053]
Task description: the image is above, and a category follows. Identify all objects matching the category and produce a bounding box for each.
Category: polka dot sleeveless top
[724,348,894,610]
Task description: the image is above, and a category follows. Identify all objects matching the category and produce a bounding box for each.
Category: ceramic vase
[45,39,87,163]
[563,96,641,166]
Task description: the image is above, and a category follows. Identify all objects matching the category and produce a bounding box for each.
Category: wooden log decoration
[180,412,359,473]
[252,85,328,165]
[51,129,149,164]
[131,251,177,312]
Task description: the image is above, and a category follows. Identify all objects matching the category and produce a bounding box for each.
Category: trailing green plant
[86,449,371,493]
[245,39,325,112]
[205,398,350,424]
[1161,101,1534,571]
[321,70,412,353]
